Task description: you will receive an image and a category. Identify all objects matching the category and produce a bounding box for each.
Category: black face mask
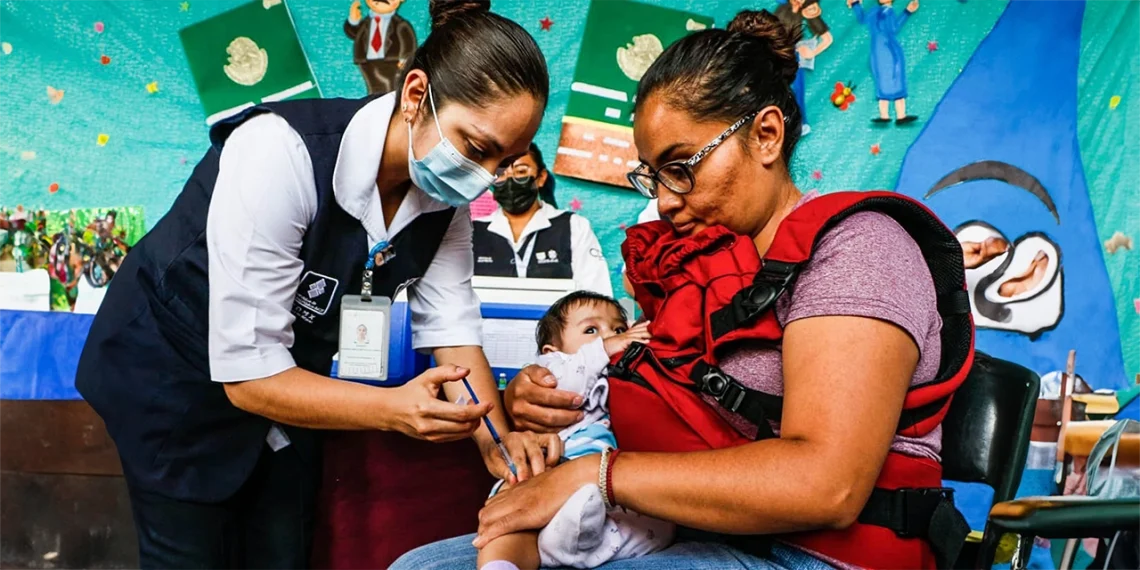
[491,176,540,215]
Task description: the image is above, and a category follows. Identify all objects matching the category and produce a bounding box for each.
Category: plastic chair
[981,418,1140,569]
[939,352,1041,568]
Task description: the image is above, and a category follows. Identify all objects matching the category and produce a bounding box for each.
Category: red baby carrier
[609,191,974,569]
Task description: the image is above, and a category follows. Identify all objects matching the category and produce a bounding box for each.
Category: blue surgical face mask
[407,86,496,207]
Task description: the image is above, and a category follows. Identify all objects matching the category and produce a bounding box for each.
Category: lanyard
[514,233,538,278]
[361,240,394,302]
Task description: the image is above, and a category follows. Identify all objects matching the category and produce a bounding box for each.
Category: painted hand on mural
[906,0,919,14]
[345,0,417,95]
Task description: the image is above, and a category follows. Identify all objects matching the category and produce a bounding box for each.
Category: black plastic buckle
[697,368,746,413]
[894,488,954,539]
[732,261,799,324]
[610,342,646,379]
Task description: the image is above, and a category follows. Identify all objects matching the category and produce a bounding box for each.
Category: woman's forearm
[611,438,885,535]
[223,366,396,430]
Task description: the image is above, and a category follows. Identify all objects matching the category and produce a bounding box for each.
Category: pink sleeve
[776,211,940,356]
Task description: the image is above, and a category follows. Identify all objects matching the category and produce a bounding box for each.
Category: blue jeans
[390,534,835,570]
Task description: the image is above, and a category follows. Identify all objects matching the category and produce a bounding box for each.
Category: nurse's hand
[385,365,492,442]
[481,431,563,483]
[504,365,584,433]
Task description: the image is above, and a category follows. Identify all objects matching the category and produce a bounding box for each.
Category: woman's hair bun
[429,0,491,30]
[726,9,801,84]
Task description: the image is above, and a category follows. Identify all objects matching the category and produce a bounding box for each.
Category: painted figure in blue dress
[849,0,919,124]
[774,0,834,137]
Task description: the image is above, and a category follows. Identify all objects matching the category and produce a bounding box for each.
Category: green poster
[554,0,713,188]
[179,0,320,125]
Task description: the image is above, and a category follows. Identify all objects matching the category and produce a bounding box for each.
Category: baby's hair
[536,291,628,350]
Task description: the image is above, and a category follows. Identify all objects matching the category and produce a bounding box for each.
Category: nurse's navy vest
[472,211,573,279]
[75,97,455,502]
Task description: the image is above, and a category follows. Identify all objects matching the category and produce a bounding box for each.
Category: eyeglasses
[626,112,759,199]
[494,159,538,182]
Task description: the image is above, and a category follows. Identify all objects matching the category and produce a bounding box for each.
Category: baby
[477,291,674,570]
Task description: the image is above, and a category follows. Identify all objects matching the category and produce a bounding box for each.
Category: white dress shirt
[206,92,483,384]
[475,202,613,297]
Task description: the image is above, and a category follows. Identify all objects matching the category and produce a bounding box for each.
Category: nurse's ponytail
[401,0,549,112]
[634,9,803,165]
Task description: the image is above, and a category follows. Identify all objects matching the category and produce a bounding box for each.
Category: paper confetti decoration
[811,170,823,180]
[618,223,627,230]
[540,16,553,31]
[1,42,12,55]
[146,81,160,94]
[569,197,582,211]
[46,86,64,104]
[20,151,36,161]
[1134,299,1140,315]
[870,143,882,155]
[48,183,60,194]
[1109,95,1121,110]
[927,40,939,52]
[100,54,111,65]
[97,133,110,146]
[831,82,856,111]
[1104,231,1134,254]
[180,1,190,11]
[94,21,105,33]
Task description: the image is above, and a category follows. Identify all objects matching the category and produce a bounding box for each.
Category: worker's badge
[337,295,391,381]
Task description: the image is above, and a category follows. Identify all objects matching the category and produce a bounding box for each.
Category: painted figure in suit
[345,0,417,95]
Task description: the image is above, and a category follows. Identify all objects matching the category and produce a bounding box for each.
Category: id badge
[338,295,391,381]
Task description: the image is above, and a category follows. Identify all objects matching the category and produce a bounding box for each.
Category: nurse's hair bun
[430,0,491,30]
[727,10,801,85]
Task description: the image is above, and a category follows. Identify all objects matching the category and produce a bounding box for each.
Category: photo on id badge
[338,295,391,381]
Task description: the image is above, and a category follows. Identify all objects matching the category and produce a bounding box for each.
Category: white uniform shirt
[206,92,483,385]
[474,202,613,297]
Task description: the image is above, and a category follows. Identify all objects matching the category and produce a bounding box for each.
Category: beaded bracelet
[598,447,613,509]
[605,448,621,508]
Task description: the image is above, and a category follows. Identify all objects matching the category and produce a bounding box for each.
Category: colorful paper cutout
[20,151,36,161]
[344,0,416,95]
[97,134,110,146]
[927,40,938,52]
[831,81,855,110]
[1109,95,1121,109]
[1104,231,1133,254]
[146,81,159,93]
[181,0,320,125]
[100,54,111,65]
[180,1,190,11]
[812,170,823,180]
[1,42,12,55]
[46,86,64,104]
[850,0,920,125]
[553,1,713,188]
[94,22,105,33]
[540,16,553,31]
[48,183,59,194]
[870,143,881,155]
[570,197,583,211]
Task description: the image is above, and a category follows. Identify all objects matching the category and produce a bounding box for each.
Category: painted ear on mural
[956,222,1063,338]
[345,0,417,95]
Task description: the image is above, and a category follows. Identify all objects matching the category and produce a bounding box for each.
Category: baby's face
[551,303,628,355]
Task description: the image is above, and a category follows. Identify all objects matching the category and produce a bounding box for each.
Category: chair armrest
[987,496,1139,539]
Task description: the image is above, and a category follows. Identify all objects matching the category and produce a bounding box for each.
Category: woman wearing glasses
[397,8,956,570]
[473,143,613,296]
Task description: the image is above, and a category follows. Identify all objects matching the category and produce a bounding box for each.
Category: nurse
[473,144,613,295]
[74,1,555,568]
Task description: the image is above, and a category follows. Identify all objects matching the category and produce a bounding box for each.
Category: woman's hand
[383,365,492,442]
[474,454,599,548]
[504,365,584,433]
[480,431,564,483]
